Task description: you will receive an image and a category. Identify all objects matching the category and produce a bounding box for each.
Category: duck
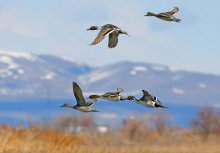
[87,24,129,48]
[128,90,167,108]
[89,88,127,102]
[145,7,181,23]
[60,82,99,112]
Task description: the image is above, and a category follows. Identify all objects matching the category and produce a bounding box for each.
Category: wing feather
[141,90,155,101]
[90,28,113,45]
[72,82,87,106]
[163,7,179,16]
[108,31,119,48]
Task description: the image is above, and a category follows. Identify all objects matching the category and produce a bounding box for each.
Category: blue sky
[0,0,219,75]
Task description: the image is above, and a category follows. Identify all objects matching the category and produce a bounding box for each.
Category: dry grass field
[0,124,220,153]
[0,108,219,153]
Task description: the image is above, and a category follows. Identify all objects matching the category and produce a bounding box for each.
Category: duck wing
[108,31,119,48]
[163,7,179,16]
[90,27,114,45]
[72,82,87,106]
[142,90,162,104]
[140,90,155,101]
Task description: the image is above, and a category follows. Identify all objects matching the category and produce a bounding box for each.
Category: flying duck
[60,82,98,112]
[89,88,127,102]
[145,7,181,23]
[128,90,167,108]
[87,24,129,48]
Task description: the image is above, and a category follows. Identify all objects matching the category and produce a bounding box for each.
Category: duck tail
[92,109,99,112]
[155,103,168,108]
[89,95,101,99]
[145,12,156,16]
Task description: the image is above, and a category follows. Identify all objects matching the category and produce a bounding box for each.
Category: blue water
[0,99,199,128]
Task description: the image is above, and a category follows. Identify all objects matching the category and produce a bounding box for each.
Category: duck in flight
[60,82,98,112]
[87,24,129,48]
[89,88,129,102]
[128,90,167,108]
[145,7,181,23]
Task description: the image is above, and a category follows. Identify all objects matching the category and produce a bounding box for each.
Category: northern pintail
[89,88,127,102]
[128,90,167,108]
[60,82,98,112]
[87,24,128,48]
[145,7,181,23]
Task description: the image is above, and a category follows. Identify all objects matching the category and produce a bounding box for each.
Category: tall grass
[0,124,220,153]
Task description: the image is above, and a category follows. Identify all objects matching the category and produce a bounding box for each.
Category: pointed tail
[155,103,168,108]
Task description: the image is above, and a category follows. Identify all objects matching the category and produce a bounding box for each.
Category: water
[0,99,199,127]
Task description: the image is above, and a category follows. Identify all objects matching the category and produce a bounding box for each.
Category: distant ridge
[0,50,220,106]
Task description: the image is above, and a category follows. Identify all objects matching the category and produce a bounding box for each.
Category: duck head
[126,95,137,101]
[87,26,99,30]
[60,103,73,108]
[144,12,156,16]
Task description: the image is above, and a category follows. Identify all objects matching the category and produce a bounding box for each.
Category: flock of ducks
[87,7,180,48]
[61,82,167,112]
[61,7,181,112]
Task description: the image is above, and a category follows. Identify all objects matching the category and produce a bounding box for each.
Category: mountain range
[0,49,220,107]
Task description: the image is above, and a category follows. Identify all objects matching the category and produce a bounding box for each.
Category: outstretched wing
[90,27,113,45]
[108,31,119,48]
[141,90,155,101]
[163,7,179,16]
[142,90,162,104]
[72,82,87,106]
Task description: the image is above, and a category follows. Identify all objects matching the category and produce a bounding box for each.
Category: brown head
[60,103,73,108]
[127,96,137,101]
[145,12,156,16]
[87,26,99,30]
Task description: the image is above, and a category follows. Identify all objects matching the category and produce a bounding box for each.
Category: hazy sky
[0,0,219,75]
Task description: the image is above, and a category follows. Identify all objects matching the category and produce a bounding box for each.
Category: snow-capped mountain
[0,50,220,106]
[81,61,220,106]
[0,50,92,99]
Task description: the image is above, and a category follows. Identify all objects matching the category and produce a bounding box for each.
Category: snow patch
[0,56,19,69]
[0,49,37,61]
[172,75,182,81]
[198,83,206,89]
[172,88,185,95]
[169,66,178,72]
[152,65,167,71]
[61,56,86,66]
[130,66,147,75]
[79,71,112,85]
[0,69,13,77]
[17,69,24,74]
[41,73,55,80]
